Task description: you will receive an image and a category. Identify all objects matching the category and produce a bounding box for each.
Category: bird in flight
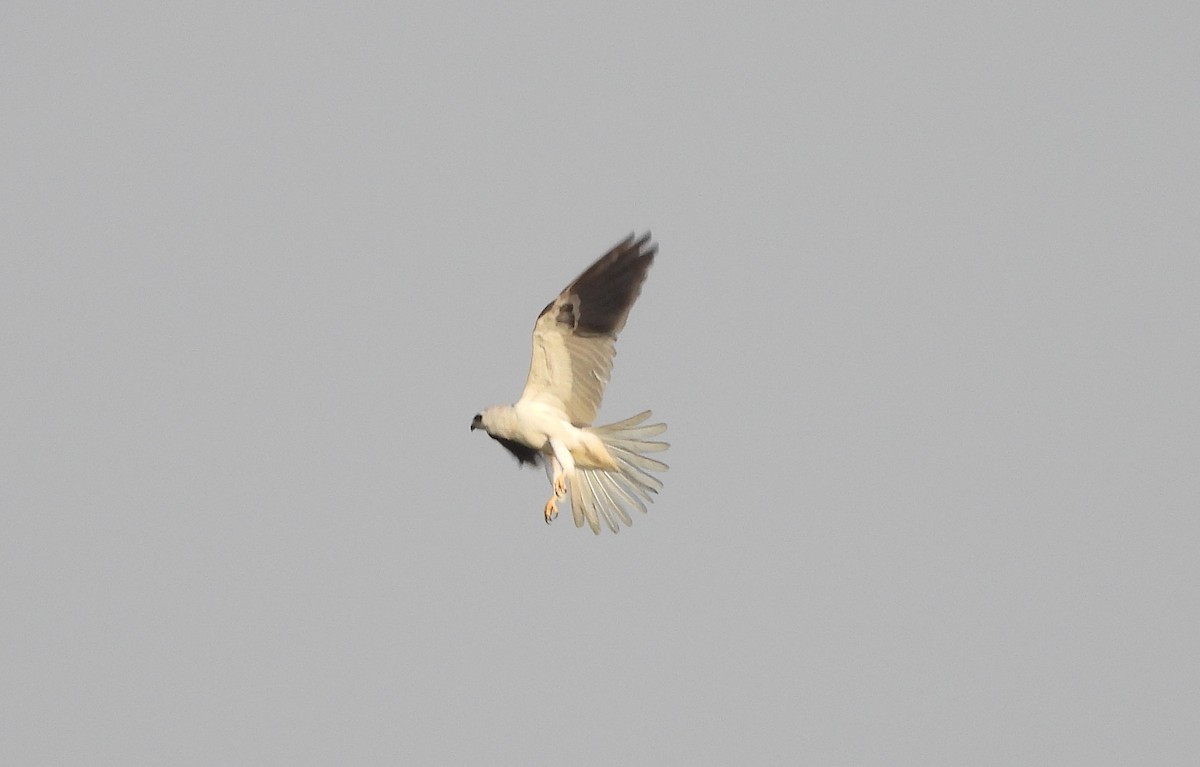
[471,233,669,534]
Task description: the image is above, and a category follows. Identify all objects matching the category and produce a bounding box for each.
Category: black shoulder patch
[490,435,542,467]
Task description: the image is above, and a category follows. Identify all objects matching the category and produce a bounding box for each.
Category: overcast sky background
[3,3,1197,765]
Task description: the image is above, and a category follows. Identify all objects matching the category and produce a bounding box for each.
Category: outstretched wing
[519,233,657,427]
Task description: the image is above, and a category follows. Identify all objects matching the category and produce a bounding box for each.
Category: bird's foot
[553,472,568,498]
[544,497,558,524]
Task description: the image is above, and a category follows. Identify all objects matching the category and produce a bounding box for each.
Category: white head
[469,405,509,436]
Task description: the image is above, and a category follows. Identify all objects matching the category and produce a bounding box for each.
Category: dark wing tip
[563,232,657,336]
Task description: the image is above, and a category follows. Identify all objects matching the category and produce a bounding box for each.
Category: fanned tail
[568,411,669,535]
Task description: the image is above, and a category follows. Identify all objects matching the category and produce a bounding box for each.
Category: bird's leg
[544,470,567,523]
[543,440,575,526]
[548,438,573,502]
[543,455,563,524]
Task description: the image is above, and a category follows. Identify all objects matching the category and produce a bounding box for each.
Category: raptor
[471,233,669,534]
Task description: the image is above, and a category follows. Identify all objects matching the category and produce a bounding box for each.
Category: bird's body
[480,401,618,468]
[471,233,668,535]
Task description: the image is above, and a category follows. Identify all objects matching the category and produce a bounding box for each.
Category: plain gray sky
[3,2,1197,765]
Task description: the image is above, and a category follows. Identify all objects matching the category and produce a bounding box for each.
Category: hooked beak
[470,414,483,432]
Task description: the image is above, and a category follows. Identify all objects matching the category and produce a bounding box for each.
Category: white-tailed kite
[471,233,668,535]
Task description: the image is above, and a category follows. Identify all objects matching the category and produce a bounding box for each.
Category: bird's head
[471,405,521,438]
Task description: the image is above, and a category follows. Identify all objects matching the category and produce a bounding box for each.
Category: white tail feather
[568,411,669,535]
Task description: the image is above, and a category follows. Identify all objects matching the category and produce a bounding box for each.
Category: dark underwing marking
[489,434,541,467]
[552,234,655,337]
[555,299,578,329]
